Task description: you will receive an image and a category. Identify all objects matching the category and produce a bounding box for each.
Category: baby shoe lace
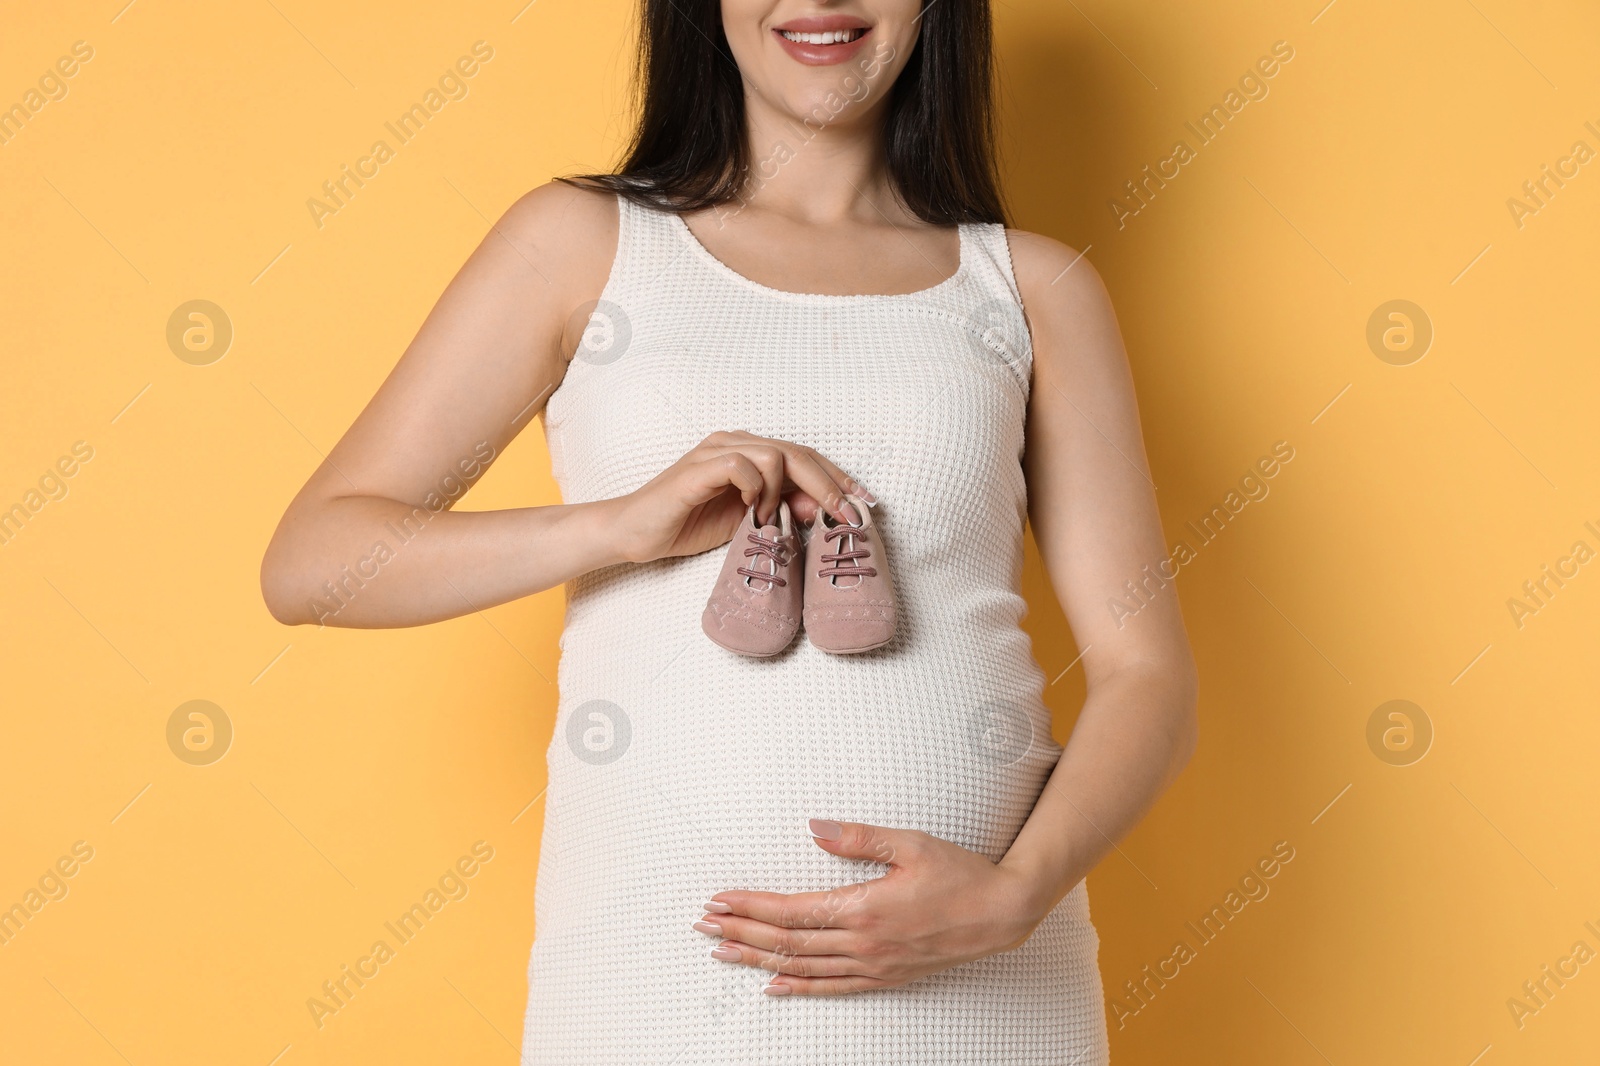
[738,532,792,589]
[819,522,877,586]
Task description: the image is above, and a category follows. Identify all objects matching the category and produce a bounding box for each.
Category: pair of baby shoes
[700,495,896,656]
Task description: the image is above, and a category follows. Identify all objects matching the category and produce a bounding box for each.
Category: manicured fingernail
[849,481,877,503]
[808,818,843,840]
[693,920,722,934]
[839,500,862,526]
[763,982,791,996]
[710,945,740,961]
[703,900,733,913]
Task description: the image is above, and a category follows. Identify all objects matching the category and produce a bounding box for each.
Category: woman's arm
[996,230,1199,916]
[694,233,1198,995]
[260,182,870,628]
[259,181,617,627]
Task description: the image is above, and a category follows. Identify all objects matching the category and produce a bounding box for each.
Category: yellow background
[3,1,1596,1062]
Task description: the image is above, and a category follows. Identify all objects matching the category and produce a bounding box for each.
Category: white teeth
[780,29,864,45]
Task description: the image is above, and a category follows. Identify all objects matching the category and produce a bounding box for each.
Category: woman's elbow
[259,531,315,626]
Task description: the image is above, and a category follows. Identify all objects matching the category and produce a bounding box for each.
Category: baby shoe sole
[815,639,892,654]
[703,627,793,658]
[807,631,894,655]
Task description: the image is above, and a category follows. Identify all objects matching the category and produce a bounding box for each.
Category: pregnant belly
[525,634,1096,1066]
[541,551,1060,917]
[540,657,1062,915]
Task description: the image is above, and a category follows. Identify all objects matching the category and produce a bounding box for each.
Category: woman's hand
[693,819,1051,996]
[607,431,873,564]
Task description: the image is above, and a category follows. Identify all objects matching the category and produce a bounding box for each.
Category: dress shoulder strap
[960,221,1026,309]
[948,221,1034,395]
[603,192,694,290]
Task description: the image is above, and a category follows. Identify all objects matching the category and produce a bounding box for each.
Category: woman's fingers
[807,820,924,867]
[695,432,865,524]
[740,444,786,525]
[801,447,877,507]
[774,442,858,523]
[694,913,854,956]
[703,886,868,931]
[708,940,872,980]
[677,451,765,509]
[762,974,892,996]
[686,436,786,521]
[625,431,872,564]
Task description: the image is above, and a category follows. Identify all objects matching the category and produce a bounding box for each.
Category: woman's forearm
[998,663,1199,919]
[260,494,629,628]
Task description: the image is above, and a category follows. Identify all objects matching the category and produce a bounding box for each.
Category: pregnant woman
[261,1,1197,1062]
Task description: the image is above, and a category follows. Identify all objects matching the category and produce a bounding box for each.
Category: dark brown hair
[560,0,1008,225]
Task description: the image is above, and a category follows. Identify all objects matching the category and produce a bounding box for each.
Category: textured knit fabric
[521,193,1109,1065]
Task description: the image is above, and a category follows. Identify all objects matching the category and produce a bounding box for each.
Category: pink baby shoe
[803,495,897,654]
[701,500,804,656]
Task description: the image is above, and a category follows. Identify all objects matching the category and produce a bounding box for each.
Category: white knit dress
[521,193,1109,1064]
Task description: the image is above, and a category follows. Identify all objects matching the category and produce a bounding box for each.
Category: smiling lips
[772,19,874,66]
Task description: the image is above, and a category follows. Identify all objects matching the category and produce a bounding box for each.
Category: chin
[769,85,874,129]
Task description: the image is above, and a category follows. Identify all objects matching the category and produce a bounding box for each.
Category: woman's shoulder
[1001,227,1107,304]
[492,180,622,304]
[1000,228,1122,375]
[501,179,619,239]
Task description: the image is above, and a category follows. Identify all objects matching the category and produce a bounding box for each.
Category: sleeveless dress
[521,193,1110,1065]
